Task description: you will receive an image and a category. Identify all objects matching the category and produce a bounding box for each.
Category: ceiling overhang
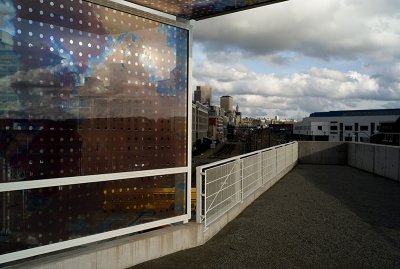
[124,0,288,20]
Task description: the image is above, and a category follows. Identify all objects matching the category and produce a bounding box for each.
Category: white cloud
[193,0,400,62]
[192,0,400,119]
[193,55,400,118]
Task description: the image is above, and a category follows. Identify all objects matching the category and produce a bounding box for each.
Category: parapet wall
[298,141,400,182]
[348,143,400,182]
[298,141,348,165]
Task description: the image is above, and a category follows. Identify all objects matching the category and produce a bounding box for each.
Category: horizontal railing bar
[243,179,262,190]
[0,167,189,192]
[206,190,242,212]
[205,186,241,204]
[205,181,242,200]
[242,171,261,180]
[198,142,295,171]
[205,171,241,186]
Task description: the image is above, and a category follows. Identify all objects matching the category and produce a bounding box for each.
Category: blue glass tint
[0,0,188,182]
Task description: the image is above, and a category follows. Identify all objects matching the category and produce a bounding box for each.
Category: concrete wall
[298,141,400,182]
[298,141,348,165]
[11,224,203,269]
[348,142,400,182]
[347,143,375,173]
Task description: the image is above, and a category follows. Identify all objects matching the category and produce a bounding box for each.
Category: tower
[194,86,212,105]
[220,96,233,113]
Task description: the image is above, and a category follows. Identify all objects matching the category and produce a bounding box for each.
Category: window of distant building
[360,125,368,131]
[317,126,322,130]
[345,125,352,131]
[330,126,338,131]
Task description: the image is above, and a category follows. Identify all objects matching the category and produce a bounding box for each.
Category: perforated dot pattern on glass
[0,0,188,182]
[0,173,187,254]
[125,0,286,20]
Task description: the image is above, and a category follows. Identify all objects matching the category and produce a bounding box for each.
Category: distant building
[192,101,209,147]
[235,111,242,126]
[293,109,400,142]
[208,105,225,142]
[0,32,20,114]
[370,117,400,146]
[194,86,212,105]
[269,123,294,132]
[0,31,19,79]
[235,104,242,125]
[220,96,233,113]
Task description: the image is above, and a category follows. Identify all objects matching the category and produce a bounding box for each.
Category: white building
[293,109,400,142]
[192,101,209,146]
[209,105,225,142]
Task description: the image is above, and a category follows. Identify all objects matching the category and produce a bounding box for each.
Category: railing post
[284,144,287,169]
[276,147,278,175]
[259,151,263,186]
[240,158,244,203]
[196,166,203,224]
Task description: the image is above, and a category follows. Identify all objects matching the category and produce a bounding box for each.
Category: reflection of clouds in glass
[0,4,188,224]
[0,0,16,36]
[1,0,188,121]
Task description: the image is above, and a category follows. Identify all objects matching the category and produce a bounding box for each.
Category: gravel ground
[132,165,400,269]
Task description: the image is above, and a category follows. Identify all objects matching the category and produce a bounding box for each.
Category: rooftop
[310,108,400,118]
[133,164,400,268]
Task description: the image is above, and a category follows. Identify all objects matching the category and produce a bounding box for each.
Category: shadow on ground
[133,165,400,269]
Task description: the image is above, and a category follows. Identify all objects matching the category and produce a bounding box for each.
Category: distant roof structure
[310,109,400,118]
[125,0,288,20]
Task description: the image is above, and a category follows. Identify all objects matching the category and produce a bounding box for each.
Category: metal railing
[196,142,298,229]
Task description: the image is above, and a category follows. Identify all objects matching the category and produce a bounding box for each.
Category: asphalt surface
[132,165,400,269]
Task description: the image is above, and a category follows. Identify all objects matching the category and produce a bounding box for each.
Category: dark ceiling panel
[125,0,288,20]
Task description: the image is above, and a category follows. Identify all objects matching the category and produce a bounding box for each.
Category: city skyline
[193,87,298,120]
[192,0,400,120]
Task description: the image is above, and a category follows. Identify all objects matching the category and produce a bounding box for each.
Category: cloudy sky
[191,0,400,119]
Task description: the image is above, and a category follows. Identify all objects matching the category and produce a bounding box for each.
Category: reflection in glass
[0,173,187,254]
[126,0,283,20]
[0,0,188,182]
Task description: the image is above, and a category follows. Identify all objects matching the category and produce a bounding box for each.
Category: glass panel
[0,173,187,254]
[126,0,286,20]
[0,0,188,182]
